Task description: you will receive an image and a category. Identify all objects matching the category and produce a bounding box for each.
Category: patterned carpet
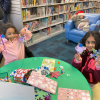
[28,32,77,64]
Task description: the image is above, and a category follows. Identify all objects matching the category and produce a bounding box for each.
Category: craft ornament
[75,43,86,54]
[0,35,6,52]
[50,71,60,78]
[90,49,100,60]
[19,35,26,43]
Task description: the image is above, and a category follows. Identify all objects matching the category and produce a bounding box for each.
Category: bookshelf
[9,0,100,47]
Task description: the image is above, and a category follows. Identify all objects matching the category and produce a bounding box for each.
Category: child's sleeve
[94,64,100,82]
[22,27,32,41]
[72,58,82,69]
[71,15,78,21]
[0,38,7,52]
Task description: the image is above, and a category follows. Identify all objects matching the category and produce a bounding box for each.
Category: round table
[0,57,92,100]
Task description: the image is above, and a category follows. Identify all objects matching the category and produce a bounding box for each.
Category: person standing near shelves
[0,0,11,23]
[0,7,4,20]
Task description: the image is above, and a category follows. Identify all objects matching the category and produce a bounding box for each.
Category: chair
[65,13,100,43]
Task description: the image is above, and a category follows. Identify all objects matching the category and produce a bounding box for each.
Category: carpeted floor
[28,32,77,64]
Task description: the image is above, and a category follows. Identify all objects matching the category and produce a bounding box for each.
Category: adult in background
[0,0,11,23]
[0,7,4,20]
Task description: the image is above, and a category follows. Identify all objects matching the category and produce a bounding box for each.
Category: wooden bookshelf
[9,0,100,47]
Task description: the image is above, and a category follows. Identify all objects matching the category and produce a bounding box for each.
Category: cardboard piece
[0,81,35,100]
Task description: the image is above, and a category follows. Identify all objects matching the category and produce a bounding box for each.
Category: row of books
[23,21,39,31]
[23,17,52,31]
[25,23,63,45]
[22,3,91,20]
[23,15,64,32]
[21,0,92,7]
[89,8,100,13]
[21,0,58,7]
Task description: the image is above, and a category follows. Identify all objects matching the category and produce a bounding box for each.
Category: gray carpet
[28,32,77,64]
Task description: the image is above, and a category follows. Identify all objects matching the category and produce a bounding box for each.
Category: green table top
[0,57,92,100]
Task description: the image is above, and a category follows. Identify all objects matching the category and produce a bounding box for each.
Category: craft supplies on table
[27,71,57,94]
[58,88,91,100]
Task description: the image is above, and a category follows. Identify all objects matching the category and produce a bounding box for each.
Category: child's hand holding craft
[74,53,82,62]
[20,28,26,37]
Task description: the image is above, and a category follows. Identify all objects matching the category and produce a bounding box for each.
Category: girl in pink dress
[0,23,32,65]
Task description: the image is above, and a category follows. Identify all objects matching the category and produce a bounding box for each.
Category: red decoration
[58,61,60,64]
[76,11,85,16]
[50,71,60,78]
[99,24,100,28]
[54,67,56,70]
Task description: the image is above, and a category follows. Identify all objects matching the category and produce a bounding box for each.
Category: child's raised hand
[74,53,82,61]
[96,57,100,66]
[20,28,26,36]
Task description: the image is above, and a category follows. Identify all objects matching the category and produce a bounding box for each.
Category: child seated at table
[72,31,100,86]
[0,23,32,65]
[71,11,90,32]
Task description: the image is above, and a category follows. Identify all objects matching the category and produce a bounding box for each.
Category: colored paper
[13,69,32,83]
[27,71,57,94]
[58,88,91,100]
[41,59,55,72]
[35,88,51,100]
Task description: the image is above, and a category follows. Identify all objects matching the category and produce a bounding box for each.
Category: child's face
[5,28,16,41]
[85,35,95,52]
[80,15,84,19]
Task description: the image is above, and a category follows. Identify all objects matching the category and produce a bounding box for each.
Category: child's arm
[20,27,32,41]
[0,38,7,53]
[72,53,82,69]
[71,15,78,21]
[94,57,100,82]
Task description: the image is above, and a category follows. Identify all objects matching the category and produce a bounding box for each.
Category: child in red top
[72,31,100,85]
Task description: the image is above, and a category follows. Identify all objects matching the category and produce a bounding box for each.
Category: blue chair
[65,13,100,43]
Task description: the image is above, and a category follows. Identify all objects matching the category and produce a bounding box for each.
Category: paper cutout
[19,35,26,43]
[58,88,91,100]
[41,59,55,72]
[13,69,32,83]
[50,71,60,78]
[35,88,51,100]
[90,49,100,60]
[75,43,86,54]
[27,71,57,94]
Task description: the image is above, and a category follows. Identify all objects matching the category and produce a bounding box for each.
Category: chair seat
[69,29,86,37]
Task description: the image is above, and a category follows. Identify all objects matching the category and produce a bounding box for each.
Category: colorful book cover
[27,71,57,94]
[41,59,55,72]
[58,88,91,100]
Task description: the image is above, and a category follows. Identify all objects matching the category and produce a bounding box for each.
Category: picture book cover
[58,88,91,100]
